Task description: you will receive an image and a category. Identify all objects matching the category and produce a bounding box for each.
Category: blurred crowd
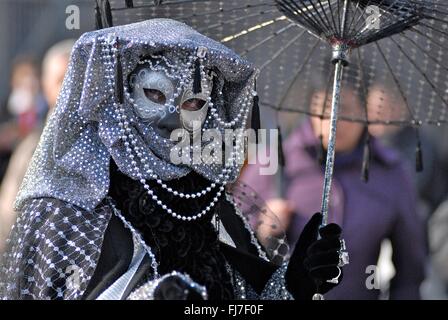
[0,39,75,253]
[0,36,448,301]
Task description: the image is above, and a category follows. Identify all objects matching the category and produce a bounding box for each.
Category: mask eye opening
[181,98,206,111]
[144,88,166,105]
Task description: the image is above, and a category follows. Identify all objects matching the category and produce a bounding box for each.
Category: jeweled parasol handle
[314,0,350,300]
[311,59,345,302]
[320,58,345,227]
[320,0,350,228]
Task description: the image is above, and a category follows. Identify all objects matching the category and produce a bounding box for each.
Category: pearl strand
[209,88,255,128]
[137,55,194,81]
[140,52,189,70]
[119,90,236,199]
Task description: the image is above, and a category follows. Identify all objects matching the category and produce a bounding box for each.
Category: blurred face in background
[310,88,365,153]
[10,59,39,94]
[41,41,73,110]
[367,84,404,137]
[7,59,40,117]
[42,54,69,109]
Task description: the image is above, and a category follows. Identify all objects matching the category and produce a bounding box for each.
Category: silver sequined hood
[15,18,258,211]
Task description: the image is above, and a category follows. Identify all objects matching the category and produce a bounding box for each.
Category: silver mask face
[129,58,213,139]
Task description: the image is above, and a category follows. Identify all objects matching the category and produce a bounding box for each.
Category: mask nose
[156,109,181,138]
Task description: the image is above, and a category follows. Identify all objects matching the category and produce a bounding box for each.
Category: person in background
[0,39,75,254]
[240,85,427,299]
[368,84,448,218]
[0,57,43,183]
[5,56,47,137]
[367,84,448,300]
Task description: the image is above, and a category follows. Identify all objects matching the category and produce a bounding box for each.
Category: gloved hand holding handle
[285,212,345,300]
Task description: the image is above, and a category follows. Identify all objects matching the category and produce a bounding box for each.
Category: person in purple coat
[241,87,427,300]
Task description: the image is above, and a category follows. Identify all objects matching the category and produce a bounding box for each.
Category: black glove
[153,275,205,300]
[285,212,344,300]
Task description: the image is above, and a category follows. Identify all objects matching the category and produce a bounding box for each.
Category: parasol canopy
[94,0,448,127]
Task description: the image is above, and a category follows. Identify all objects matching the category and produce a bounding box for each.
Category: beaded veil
[15,18,258,212]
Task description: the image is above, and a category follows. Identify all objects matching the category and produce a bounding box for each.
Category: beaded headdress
[15,18,258,212]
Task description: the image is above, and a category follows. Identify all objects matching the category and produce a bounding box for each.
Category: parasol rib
[350,0,413,42]
[220,16,287,43]
[374,41,417,123]
[259,29,309,70]
[275,38,321,109]
[112,0,213,11]
[401,33,448,71]
[418,21,448,38]
[170,3,276,21]
[315,0,337,35]
[197,9,279,33]
[277,0,330,36]
[410,26,448,51]
[389,36,448,111]
[304,0,336,36]
[239,23,297,56]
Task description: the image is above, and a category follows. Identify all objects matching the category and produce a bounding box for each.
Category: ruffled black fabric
[108,161,234,300]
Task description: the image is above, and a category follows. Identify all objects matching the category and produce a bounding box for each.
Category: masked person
[0,19,345,300]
